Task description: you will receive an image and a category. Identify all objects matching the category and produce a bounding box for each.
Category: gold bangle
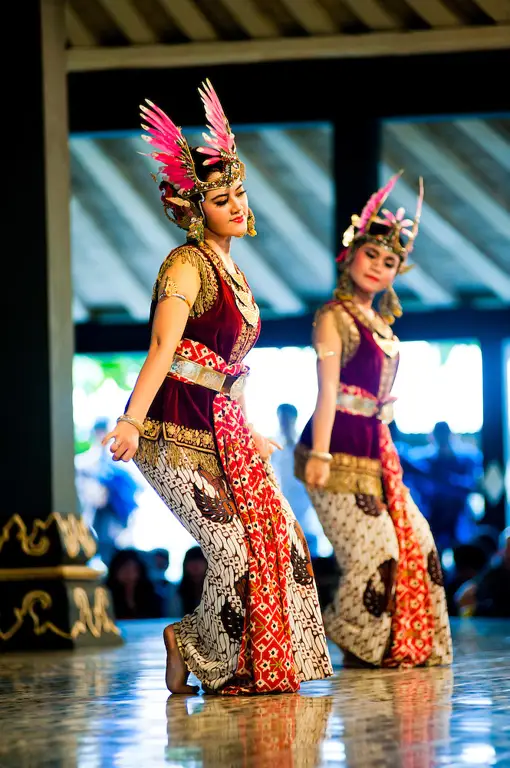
[308,450,333,463]
[117,414,145,436]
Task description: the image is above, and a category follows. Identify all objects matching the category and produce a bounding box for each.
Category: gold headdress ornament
[336,172,424,324]
[342,171,424,270]
[139,79,246,240]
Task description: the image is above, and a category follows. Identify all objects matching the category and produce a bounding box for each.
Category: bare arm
[126,261,200,422]
[312,310,342,453]
[103,258,200,461]
[305,310,342,489]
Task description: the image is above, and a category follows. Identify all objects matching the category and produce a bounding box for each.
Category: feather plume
[196,79,236,165]
[140,99,195,191]
[357,171,403,233]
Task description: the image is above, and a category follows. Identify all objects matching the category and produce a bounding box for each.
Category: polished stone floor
[0,619,509,767]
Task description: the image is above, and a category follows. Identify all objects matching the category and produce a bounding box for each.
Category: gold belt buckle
[378,402,394,424]
[196,366,226,392]
[170,356,200,382]
[170,355,227,393]
[229,373,247,401]
[337,392,377,417]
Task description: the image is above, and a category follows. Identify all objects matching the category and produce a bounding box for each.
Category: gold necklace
[345,300,399,357]
[203,244,259,327]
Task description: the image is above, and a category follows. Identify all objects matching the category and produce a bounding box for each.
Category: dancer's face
[349,242,400,294]
[202,174,249,238]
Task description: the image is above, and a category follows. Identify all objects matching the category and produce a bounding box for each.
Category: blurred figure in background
[456,528,510,618]
[445,543,487,616]
[76,418,140,566]
[177,546,208,616]
[310,555,341,611]
[106,548,163,620]
[147,549,182,618]
[272,404,330,557]
[425,422,482,554]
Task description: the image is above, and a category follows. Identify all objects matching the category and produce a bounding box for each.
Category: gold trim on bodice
[200,243,260,364]
[153,245,219,319]
[138,419,222,476]
[314,303,361,367]
[295,443,383,498]
[342,300,400,360]
[202,243,260,328]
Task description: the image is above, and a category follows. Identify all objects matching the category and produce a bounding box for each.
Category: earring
[334,267,355,301]
[186,216,205,245]
[246,208,257,237]
[378,285,403,325]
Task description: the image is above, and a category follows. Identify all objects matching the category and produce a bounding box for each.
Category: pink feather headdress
[139,79,245,229]
[342,171,424,267]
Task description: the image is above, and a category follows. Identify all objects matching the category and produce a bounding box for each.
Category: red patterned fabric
[173,338,247,380]
[172,338,299,694]
[338,382,435,667]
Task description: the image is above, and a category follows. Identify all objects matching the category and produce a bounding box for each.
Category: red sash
[172,339,299,693]
[338,382,434,667]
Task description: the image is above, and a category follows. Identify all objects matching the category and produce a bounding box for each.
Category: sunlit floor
[0,619,509,767]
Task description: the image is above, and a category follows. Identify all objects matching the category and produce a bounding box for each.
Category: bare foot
[163,625,199,694]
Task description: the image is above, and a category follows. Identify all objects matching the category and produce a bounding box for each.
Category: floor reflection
[0,619,509,767]
[166,693,333,767]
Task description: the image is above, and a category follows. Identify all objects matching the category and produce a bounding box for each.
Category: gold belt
[336,391,394,424]
[169,354,248,400]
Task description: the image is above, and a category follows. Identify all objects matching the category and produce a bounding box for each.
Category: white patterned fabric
[309,488,452,666]
[135,441,332,690]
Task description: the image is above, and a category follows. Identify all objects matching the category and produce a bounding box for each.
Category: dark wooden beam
[75,308,510,353]
[68,50,510,136]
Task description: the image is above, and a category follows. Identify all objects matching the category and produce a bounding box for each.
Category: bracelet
[117,414,145,436]
[308,450,333,463]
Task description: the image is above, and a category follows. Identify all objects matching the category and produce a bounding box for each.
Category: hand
[455,581,477,609]
[305,457,331,490]
[102,421,140,463]
[248,424,282,460]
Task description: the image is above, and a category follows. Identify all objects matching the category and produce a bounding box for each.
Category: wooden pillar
[333,114,380,255]
[480,336,507,532]
[1,0,121,650]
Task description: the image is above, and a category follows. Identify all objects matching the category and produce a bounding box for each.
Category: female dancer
[296,173,452,668]
[103,81,332,694]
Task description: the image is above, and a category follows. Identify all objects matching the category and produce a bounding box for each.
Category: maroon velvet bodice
[299,301,399,461]
[143,245,260,435]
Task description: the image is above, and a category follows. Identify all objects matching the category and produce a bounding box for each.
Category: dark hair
[433,421,451,439]
[354,222,406,256]
[189,146,227,185]
[453,544,487,572]
[107,548,149,583]
[106,548,163,619]
[178,547,207,615]
[182,545,207,568]
[277,403,298,420]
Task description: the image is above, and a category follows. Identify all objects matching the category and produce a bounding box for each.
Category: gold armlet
[316,348,339,361]
[158,277,192,310]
